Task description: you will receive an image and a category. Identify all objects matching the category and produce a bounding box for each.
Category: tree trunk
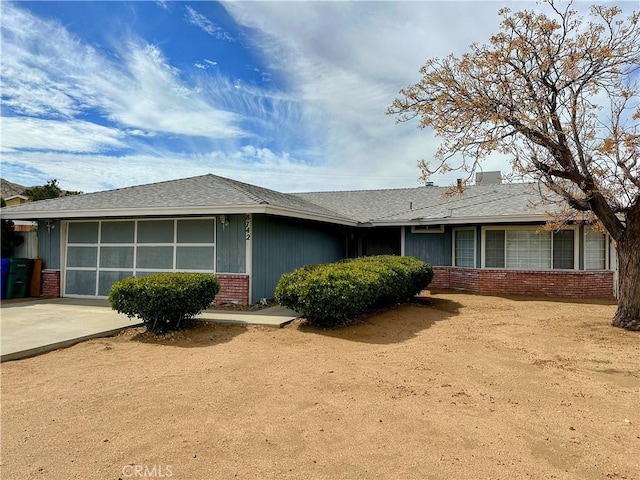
[612,209,640,331]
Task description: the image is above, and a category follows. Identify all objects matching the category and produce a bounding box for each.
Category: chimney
[475,171,502,185]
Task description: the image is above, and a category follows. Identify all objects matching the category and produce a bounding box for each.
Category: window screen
[454,229,475,267]
[585,229,606,269]
[506,230,551,269]
[485,230,505,268]
[552,230,574,269]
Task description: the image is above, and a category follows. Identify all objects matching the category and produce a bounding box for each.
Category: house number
[245,214,251,240]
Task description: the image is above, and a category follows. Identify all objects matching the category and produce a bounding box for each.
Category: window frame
[411,224,445,234]
[584,227,609,270]
[481,225,579,270]
[452,227,477,268]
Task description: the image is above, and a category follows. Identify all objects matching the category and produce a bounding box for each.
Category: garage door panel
[136,246,173,269]
[98,271,132,296]
[67,247,98,268]
[66,270,97,296]
[101,221,135,243]
[177,219,214,243]
[138,220,174,243]
[68,222,99,243]
[100,247,134,268]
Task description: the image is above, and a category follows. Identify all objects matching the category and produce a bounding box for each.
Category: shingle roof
[1,173,558,225]
[0,174,352,222]
[295,183,557,224]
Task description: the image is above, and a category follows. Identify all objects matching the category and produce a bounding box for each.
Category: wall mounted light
[219,215,229,227]
[45,219,55,232]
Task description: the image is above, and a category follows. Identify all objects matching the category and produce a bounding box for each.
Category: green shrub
[275,255,433,327]
[109,273,220,334]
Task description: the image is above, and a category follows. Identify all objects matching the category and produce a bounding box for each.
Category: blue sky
[1,1,634,194]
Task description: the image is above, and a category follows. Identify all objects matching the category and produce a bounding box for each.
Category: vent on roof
[411,225,445,234]
[424,181,434,187]
[475,171,502,185]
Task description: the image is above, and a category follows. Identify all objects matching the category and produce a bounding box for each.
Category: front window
[484,228,576,270]
[585,228,607,270]
[454,228,476,267]
[552,230,575,269]
[485,229,505,268]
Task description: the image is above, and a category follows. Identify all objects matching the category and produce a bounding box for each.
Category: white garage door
[64,218,216,297]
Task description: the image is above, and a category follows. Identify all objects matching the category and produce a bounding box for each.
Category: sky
[0,1,635,194]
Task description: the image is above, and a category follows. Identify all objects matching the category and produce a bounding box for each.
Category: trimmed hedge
[275,255,433,327]
[108,273,220,334]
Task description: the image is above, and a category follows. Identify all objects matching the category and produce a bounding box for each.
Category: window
[454,228,476,267]
[411,225,445,234]
[585,228,607,270]
[485,230,505,268]
[506,230,552,269]
[552,230,575,269]
[483,227,576,270]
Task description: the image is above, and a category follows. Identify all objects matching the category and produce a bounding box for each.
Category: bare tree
[388,1,639,329]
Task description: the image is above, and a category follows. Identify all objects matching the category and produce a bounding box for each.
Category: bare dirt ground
[1,291,638,480]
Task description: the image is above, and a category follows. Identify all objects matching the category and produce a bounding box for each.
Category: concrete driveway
[0,298,142,362]
[1,298,299,362]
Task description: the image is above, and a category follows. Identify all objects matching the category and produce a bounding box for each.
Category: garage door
[64,218,216,297]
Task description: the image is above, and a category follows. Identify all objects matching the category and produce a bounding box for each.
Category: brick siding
[214,274,250,305]
[431,266,615,299]
[42,269,61,297]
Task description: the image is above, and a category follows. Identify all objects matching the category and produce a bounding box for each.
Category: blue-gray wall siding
[216,214,245,273]
[251,215,346,303]
[37,220,61,269]
[405,227,453,266]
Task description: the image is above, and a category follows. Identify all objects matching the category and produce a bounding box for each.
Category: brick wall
[431,267,615,299]
[214,274,250,305]
[42,269,61,297]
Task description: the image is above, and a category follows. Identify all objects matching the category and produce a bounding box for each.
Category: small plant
[109,273,220,334]
[275,255,433,327]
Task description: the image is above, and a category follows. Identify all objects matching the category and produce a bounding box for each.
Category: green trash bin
[6,258,33,299]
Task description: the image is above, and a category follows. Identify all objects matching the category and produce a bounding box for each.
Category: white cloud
[0,148,359,193]
[184,5,233,41]
[97,43,246,138]
[221,1,638,190]
[6,1,614,196]
[1,117,124,153]
[221,2,530,187]
[0,3,246,142]
[0,139,476,195]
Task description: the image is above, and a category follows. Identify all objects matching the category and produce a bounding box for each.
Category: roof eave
[369,214,553,226]
[1,205,358,226]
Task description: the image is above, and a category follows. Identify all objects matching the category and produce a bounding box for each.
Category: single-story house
[0,172,617,303]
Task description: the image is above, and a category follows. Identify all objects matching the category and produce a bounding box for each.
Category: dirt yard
[1,291,638,480]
